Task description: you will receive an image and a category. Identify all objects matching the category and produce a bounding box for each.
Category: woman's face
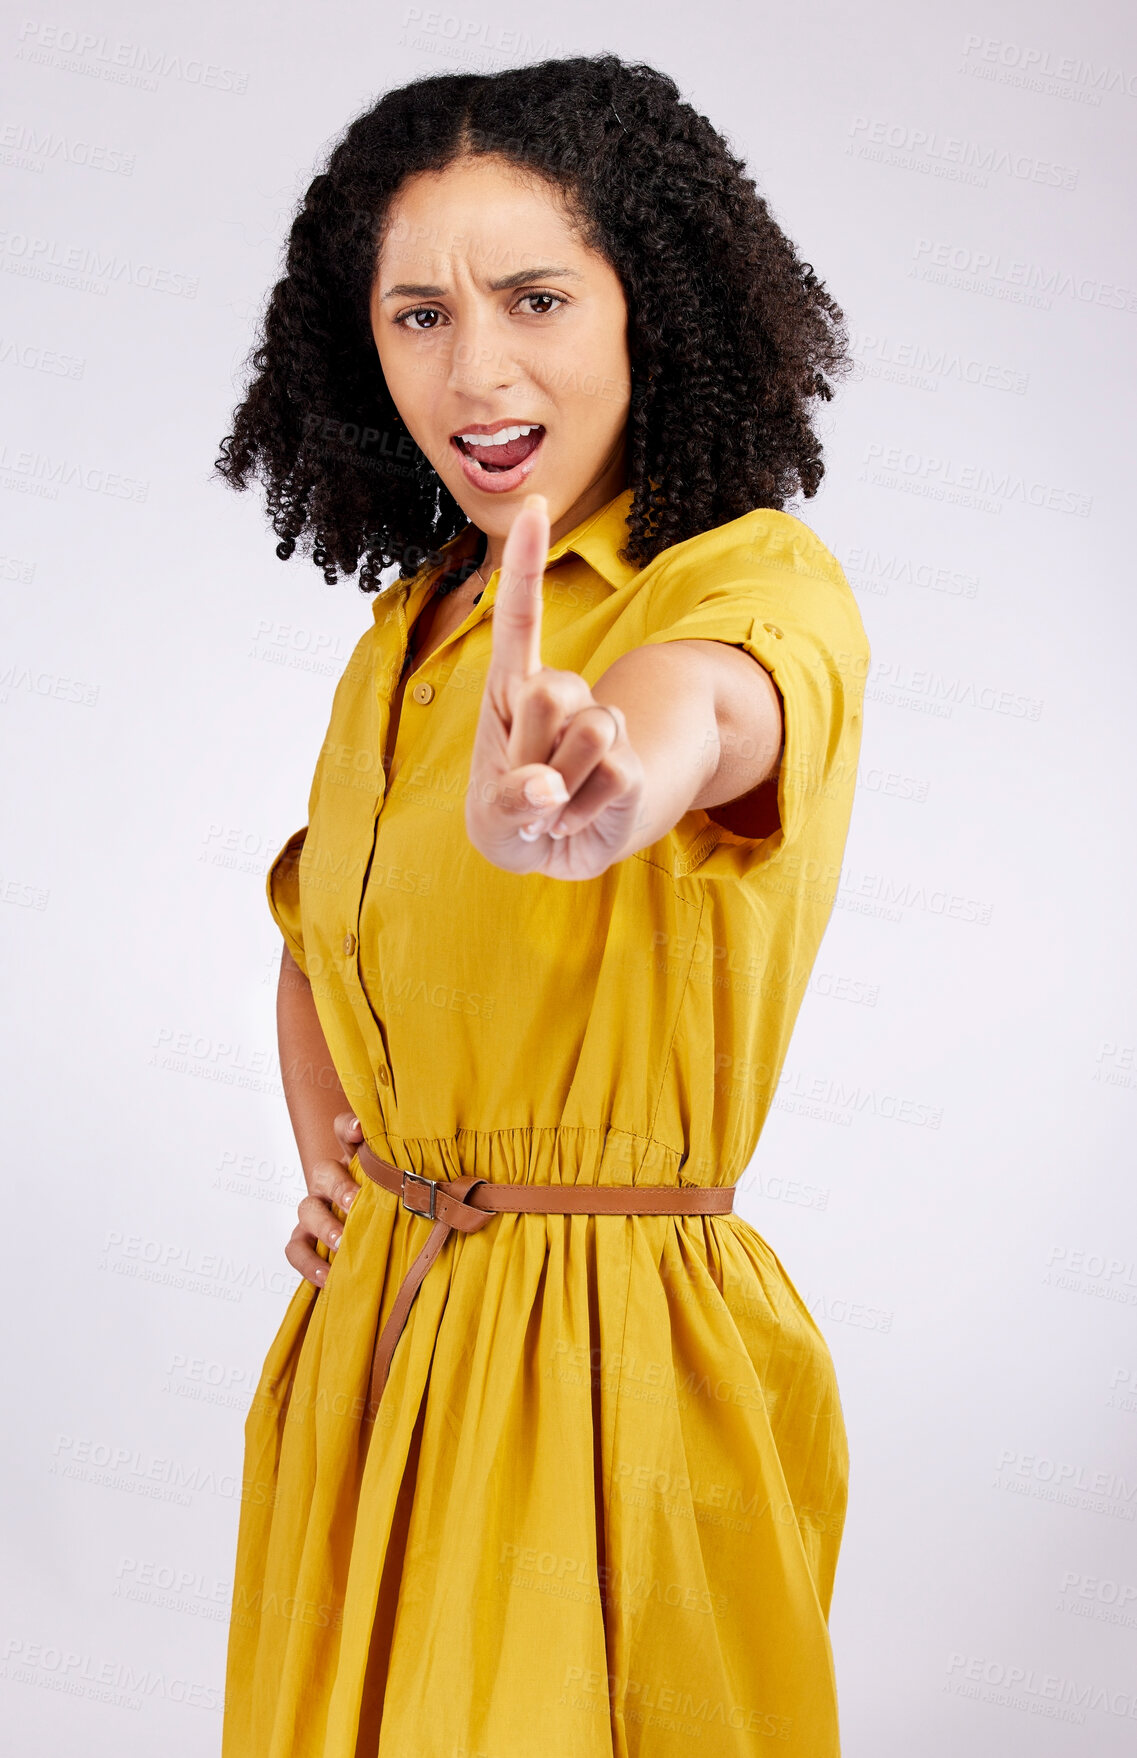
[371,154,631,557]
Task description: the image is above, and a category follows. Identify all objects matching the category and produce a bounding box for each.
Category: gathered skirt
[222,1156,849,1757]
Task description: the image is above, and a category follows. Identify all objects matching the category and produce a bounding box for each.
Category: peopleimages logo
[849,330,1028,396]
[847,117,1078,190]
[14,20,249,94]
[859,442,1092,518]
[0,120,136,175]
[910,239,1137,315]
[843,547,979,600]
[959,34,1137,105]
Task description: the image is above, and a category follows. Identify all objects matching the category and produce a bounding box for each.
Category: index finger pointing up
[490,493,549,682]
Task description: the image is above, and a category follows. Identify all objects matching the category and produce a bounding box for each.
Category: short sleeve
[637,516,870,878]
[266,826,308,975]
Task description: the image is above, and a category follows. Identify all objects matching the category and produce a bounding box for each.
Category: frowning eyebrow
[379,266,582,301]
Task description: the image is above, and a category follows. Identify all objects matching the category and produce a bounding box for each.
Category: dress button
[377,1065,390,1087]
[763,623,784,639]
[411,681,435,704]
[343,932,357,956]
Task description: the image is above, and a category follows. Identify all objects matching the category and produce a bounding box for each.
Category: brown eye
[398,307,444,331]
[519,292,562,315]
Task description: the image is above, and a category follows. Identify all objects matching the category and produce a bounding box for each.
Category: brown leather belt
[353,1139,736,1422]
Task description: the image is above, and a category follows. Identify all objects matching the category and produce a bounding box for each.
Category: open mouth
[451,423,545,473]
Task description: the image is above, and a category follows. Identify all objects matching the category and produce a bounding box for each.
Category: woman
[216,51,869,1758]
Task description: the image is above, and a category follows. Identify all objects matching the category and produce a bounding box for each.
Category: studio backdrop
[3,2,1135,1754]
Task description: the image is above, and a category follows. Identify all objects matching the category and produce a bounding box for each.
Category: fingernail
[549,822,567,839]
[349,1116,359,1131]
[524,776,568,807]
[330,1231,342,1250]
[518,823,543,842]
[344,1188,357,1207]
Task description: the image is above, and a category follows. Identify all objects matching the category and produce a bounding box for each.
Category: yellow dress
[223,486,870,1757]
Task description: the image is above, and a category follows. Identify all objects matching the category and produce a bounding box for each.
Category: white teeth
[457,423,542,446]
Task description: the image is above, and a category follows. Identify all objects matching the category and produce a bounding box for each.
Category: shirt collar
[387,485,639,614]
[543,486,638,591]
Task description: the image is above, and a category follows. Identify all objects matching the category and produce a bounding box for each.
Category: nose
[443,300,517,401]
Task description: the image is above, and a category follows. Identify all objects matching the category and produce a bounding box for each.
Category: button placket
[349,783,399,1105]
[387,578,496,779]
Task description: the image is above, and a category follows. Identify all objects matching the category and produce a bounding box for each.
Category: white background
[3,1,1135,1752]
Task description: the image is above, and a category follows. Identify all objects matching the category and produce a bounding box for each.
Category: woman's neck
[475,464,629,578]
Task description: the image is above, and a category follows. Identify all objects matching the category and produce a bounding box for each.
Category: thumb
[486,760,570,824]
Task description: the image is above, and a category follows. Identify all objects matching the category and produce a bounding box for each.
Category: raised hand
[465,494,645,879]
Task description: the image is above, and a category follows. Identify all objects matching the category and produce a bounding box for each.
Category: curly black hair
[214,52,851,592]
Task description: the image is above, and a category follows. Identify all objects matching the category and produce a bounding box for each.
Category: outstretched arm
[465,494,783,879]
[588,634,783,856]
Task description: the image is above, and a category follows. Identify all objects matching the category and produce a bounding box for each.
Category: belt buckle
[401,1168,437,1220]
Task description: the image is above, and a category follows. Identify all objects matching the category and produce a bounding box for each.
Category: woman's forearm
[276,946,354,1191]
[591,636,783,859]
